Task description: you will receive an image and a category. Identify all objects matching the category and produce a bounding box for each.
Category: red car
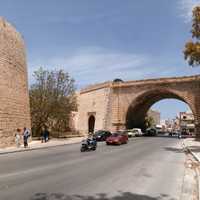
[106,132,128,145]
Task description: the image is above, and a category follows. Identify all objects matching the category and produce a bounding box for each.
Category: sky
[0,0,200,120]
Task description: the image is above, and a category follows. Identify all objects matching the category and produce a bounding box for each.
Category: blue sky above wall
[0,0,200,119]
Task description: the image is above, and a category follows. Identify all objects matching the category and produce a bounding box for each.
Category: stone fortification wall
[0,17,31,147]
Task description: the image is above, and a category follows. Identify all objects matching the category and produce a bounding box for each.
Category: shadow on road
[156,135,178,139]
[164,147,184,153]
[30,192,176,200]
[186,145,200,153]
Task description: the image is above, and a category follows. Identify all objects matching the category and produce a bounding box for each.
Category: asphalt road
[0,137,186,200]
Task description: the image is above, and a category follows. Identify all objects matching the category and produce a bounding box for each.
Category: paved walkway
[183,138,200,200]
[183,138,200,162]
[0,137,84,155]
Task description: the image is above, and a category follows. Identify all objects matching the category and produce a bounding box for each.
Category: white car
[126,128,143,137]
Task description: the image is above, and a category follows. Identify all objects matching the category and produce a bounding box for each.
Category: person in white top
[15,128,21,148]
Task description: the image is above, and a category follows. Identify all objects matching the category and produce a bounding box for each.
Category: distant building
[147,109,160,125]
[179,111,195,135]
[164,119,173,132]
[172,117,180,132]
[160,118,177,133]
[160,120,167,132]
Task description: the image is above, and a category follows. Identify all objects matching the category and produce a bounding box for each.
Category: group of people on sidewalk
[14,127,50,148]
[14,127,31,148]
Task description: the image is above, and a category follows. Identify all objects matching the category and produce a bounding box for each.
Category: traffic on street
[0,136,186,200]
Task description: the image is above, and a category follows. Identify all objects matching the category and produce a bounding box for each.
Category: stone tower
[0,17,31,147]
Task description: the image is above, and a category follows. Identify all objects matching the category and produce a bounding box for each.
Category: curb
[186,147,200,200]
[187,147,200,162]
[0,140,83,155]
[195,166,200,200]
[182,141,200,162]
[183,139,200,162]
[183,141,200,200]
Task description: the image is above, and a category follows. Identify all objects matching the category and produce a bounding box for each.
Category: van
[126,128,143,137]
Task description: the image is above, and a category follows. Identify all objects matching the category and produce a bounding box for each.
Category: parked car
[133,128,143,137]
[155,125,163,134]
[180,129,193,138]
[93,130,112,141]
[126,128,143,137]
[144,128,157,136]
[126,129,135,137]
[106,132,128,145]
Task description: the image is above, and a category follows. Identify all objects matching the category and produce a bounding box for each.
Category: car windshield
[94,131,104,136]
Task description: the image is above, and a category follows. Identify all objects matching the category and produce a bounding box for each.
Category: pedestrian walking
[23,127,30,148]
[44,127,49,142]
[15,128,21,148]
[41,127,45,143]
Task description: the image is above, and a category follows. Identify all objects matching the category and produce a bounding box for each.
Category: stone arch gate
[77,75,200,137]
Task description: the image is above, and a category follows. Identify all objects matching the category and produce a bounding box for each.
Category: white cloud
[179,0,200,22]
[28,47,149,88]
[28,46,200,89]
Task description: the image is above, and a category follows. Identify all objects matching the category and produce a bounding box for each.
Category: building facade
[179,111,195,135]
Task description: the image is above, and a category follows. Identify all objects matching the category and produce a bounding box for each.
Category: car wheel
[80,147,85,152]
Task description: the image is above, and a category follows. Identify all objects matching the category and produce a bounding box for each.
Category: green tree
[30,67,77,137]
[184,6,200,66]
[145,116,155,129]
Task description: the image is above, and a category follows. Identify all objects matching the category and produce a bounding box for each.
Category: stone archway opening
[125,89,196,133]
[88,115,95,133]
[151,99,194,134]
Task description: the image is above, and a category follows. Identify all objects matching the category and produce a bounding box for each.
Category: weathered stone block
[0,17,31,147]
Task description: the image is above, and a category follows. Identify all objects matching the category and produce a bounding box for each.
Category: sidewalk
[183,138,200,162]
[0,137,84,155]
[182,138,200,200]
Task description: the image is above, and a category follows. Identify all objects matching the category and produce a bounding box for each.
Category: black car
[144,128,157,136]
[93,130,112,141]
